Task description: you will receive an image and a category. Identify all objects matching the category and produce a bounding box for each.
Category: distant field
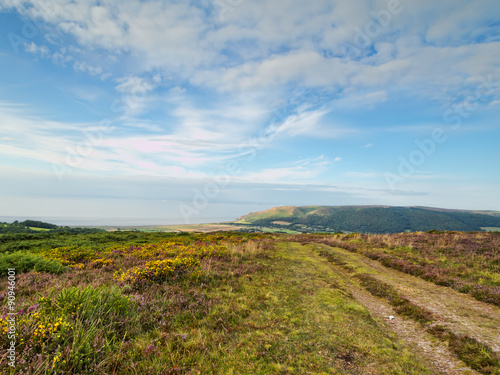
[28,226,50,231]
[259,227,300,234]
[482,227,500,232]
[160,224,245,232]
[271,220,292,226]
[92,223,244,233]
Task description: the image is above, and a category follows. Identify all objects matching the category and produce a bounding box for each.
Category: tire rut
[306,244,483,375]
[315,244,500,353]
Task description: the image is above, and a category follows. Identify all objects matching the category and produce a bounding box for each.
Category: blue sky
[0,0,499,225]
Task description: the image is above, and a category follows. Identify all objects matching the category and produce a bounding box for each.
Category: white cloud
[115,75,153,93]
[24,41,50,57]
[424,1,500,46]
[2,0,498,108]
[0,98,314,177]
[63,85,106,103]
[0,102,93,167]
[52,48,73,66]
[73,61,103,76]
[193,51,357,92]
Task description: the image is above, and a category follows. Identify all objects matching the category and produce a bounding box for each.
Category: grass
[0,232,438,374]
[0,251,67,274]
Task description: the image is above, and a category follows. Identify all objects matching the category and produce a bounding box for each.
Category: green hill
[0,220,103,234]
[236,205,500,233]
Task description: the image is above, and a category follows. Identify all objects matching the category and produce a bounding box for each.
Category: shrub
[470,284,500,306]
[1,285,135,373]
[0,252,67,275]
[427,325,500,374]
[53,285,132,328]
[114,256,201,286]
[448,334,500,374]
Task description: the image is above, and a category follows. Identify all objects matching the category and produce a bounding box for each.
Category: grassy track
[303,232,500,306]
[305,242,500,375]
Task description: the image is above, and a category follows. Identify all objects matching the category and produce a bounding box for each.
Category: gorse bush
[114,256,201,286]
[41,245,96,269]
[0,251,66,274]
[0,285,135,373]
[34,235,230,270]
[45,286,134,373]
[53,285,133,327]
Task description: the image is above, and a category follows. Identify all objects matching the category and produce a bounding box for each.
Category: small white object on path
[388,315,395,320]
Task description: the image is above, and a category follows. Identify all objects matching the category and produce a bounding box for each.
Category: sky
[0,0,499,225]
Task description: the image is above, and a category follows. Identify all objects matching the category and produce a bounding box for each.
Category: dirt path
[303,243,494,374]
[312,243,500,353]
[350,282,479,375]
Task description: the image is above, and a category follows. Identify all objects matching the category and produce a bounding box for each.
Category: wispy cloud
[240,155,332,183]
[24,41,49,57]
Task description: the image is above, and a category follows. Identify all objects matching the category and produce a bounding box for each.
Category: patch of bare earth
[271,221,292,226]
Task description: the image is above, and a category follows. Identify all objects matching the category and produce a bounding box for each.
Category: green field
[28,227,50,231]
[259,227,301,234]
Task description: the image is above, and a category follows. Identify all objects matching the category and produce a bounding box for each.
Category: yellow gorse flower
[114,256,201,285]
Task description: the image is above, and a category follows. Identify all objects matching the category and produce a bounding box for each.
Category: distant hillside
[236,206,500,233]
[0,220,104,234]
